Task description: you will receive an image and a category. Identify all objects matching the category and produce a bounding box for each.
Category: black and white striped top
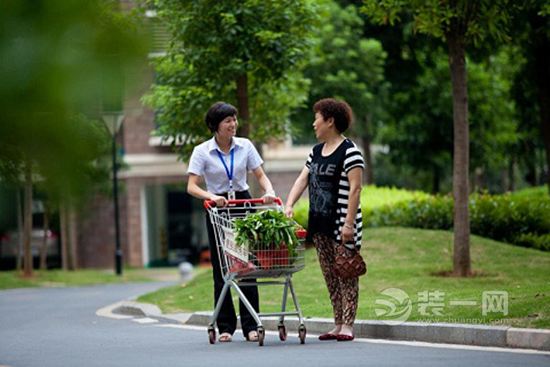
[305,139,364,248]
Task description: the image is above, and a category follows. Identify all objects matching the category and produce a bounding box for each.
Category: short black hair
[313,98,353,133]
[205,102,238,132]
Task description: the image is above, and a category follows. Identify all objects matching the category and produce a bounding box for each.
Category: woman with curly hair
[285,98,364,341]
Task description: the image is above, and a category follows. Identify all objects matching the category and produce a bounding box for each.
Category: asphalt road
[0,283,548,367]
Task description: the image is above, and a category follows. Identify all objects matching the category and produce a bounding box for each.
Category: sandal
[219,332,232,342]
[318,333,338,341]
[246,330,259,342]
[336,334,354,342]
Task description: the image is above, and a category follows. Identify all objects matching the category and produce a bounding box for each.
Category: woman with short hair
[187,101,276,342]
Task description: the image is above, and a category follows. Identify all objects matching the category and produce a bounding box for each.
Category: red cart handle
[203,197,283,209]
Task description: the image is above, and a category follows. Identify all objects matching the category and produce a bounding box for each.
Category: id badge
[227,180,235,200]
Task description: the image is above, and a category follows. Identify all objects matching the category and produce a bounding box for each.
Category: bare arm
[284,166,309,217]
[341,167,363,244]
[187,174,228,207]
[252,166,276,203]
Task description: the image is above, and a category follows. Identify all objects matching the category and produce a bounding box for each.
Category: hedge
[293,186,550,251]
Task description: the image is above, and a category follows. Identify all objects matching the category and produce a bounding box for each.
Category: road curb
[113,301,163,317]
[115,302,549,351]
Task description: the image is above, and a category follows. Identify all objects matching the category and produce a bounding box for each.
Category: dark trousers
[205,190,259,336]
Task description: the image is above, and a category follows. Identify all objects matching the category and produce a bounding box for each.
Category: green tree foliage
[290,0,388,183]
[303,1,387,128]
[377,48,454,193]
[509,0,550,191]
[0,0,145,200]
[378,47,518,193]
[362,0,516,276]
[142,0,318,160]
[468,48,519,190]
[337,3,442,188]
[0,0,145,275]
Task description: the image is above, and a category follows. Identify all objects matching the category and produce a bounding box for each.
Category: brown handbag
[334,243,367,279]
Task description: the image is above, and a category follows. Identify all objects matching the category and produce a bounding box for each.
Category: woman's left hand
[341,225,354,245]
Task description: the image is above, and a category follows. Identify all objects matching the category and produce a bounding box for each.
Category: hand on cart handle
[204,197,283,209]
[262,189,277,204]
[209,195,229,208]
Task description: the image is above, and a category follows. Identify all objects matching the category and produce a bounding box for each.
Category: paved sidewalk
[113,301,550,351]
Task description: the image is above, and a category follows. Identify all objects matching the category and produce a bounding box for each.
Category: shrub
[470,193,550,246]
[293,185,428,229]
[512,233,550,251]
[365,195,453,229]
[289,186,550,251]
[509,186,548,200]
[359,185,429,208]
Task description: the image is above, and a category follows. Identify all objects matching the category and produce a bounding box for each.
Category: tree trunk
[15,188,23,271]
[39,203,49,270]
[523,140,537,186]
[60,201,69,271]
[508,158,515,192]
[362,115,374,185]
[432,165,441,194]
[448,32,471,277]
[22,161,33,277]
[473,167,484,193]
[500,167,509,193]
[69,207,78,270]
[235,73,264,194]
[236,74,250,138]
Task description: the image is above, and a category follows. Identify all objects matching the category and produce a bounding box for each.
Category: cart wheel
[208,326,216,344]
[257,327,265,347]
[298,324,306,344]
[278,325,287,341]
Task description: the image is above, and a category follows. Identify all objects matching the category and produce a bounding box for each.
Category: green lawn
[0,267,178,289]
[138,227,550,329]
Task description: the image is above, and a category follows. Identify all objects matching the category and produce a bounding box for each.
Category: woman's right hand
[210,195,228,207]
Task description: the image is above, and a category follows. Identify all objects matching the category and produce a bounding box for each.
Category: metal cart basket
[204,198,307,346]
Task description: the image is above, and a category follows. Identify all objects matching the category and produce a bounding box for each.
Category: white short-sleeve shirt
[187,136,264,194]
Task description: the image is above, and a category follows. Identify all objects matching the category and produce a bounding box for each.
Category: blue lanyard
[216,148,234,189]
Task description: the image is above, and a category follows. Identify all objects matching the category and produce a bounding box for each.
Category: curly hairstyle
[313,98,353,133]
[205,102,238,132]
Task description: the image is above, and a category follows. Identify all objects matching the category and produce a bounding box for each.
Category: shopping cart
[204,198,307,346]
